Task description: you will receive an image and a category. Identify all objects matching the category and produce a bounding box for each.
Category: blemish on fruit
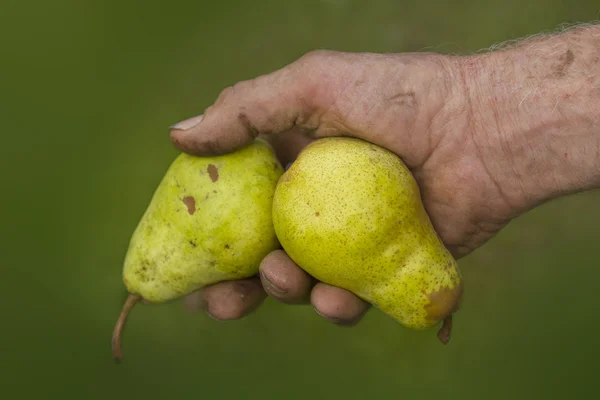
[315,212,320,216]
[424,283,463,322]
[182,196,196,215]
[207,164,219,182]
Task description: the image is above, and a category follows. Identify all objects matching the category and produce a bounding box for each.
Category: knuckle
[215,85,235,104]
[216,81,252,106]
[298,49,335,65]
[231,81,246,93]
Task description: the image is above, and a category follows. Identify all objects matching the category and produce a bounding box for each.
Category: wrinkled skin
[173,50,514,324]
[171,30,600,325]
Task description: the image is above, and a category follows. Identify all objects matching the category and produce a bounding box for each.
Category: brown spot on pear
[425,283,463,343]
[271,137,465,344]
[207,164,219,182]
[112,139,284,362]
[425,283,463,322]
[182,196,196,215]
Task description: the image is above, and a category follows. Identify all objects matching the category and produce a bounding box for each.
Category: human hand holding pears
[167,51,525,332]
[112,52,474,361]
[115,51,509,358]
[115,25,600,359]
[112,135,462,362]
[119,42,594,359]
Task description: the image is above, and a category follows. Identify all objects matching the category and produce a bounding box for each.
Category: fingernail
[170,114,204,130]
[314,308,357,327]
[205,309,223,321]
[260,272,288,297]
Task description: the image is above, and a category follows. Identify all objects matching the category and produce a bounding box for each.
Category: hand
[172,27,600,325]
[171,50,512,324]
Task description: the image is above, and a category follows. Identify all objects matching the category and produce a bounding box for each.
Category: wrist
[459,25,600,214]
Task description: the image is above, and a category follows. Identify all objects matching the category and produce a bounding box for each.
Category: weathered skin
[272,137,463,331]
[123,139,283,303]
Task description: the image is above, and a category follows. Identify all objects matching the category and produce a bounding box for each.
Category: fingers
[170,68,308,156]
[260,127,314,167]
[184,277,267,320]
[183,249,370,327]
[169,51,337,156]
[260,249,370,326]
[259,249,314,304]
[311,283,370,326]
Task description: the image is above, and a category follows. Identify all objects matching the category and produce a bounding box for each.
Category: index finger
[168,52,336,156]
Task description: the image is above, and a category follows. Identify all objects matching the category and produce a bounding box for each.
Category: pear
[272,137,463,343]
[112,139,283,361]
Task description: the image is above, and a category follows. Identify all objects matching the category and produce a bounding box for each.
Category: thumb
[169,53,331,156]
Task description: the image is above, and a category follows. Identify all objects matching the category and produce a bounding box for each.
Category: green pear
[272,137,463,342]
[112,139,283,361]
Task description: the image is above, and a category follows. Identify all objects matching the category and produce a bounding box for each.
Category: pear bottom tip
[436,314,453,344]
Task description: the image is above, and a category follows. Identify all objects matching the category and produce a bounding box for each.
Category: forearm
[462,24,600,213]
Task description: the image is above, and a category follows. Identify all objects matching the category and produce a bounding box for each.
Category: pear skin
[112,139,283,361]
[272,137,463,342]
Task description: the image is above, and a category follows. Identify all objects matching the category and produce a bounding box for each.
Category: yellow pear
[112,139,283,361]
[272,137,463,342]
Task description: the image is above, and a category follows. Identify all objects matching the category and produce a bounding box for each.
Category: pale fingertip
[205,309,223,321]
[311,283,370,325]
[203,278,267,321]
[313,308,362,327]
[259,250,313,304]
[260,271,289,298]
[170,114,204,130]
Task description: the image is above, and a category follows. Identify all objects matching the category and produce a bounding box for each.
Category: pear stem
[111,293,140,362]
[437,314,453,344]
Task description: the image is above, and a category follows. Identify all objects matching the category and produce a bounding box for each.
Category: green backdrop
[2,0,599,399]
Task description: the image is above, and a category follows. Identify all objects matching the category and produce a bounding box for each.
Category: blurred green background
[2,0,599,398]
